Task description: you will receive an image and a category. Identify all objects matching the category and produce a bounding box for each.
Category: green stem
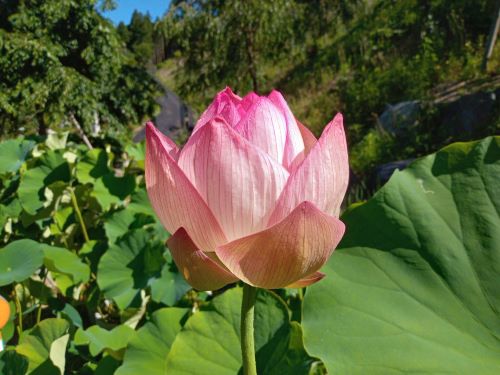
[14,286,23,335]
[36,269,48,324]
[241,283,257,375]
[70,188,90,243]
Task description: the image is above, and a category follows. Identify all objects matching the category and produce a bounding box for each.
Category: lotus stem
[36,269,48,324]
[14,286,23,335]
[241,283,257,375]
[69,187,90,243]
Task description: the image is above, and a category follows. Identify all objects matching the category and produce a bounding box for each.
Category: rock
[375,159,414,185]
[378,87,500,139]
[378,101,421,136]
[439,88,500,136]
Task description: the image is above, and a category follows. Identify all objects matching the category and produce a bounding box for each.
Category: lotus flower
[146,87,348,290]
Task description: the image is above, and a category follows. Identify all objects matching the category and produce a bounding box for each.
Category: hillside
[153,0,500,198]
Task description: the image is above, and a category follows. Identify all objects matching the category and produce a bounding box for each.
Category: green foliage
[162,0,299,97]
[0,139,35,175]
[0,134,200,373]
[349,129,394,174]
[165,288,313,374]
[15,318,70,375]
[0,240,45,286]
[0,0,159,138]
[97,229,178,309]
[74,325,135,358]
[116,307,188,375]
[303,136,500,374]
[117,11,156,66]
[0,350,29,375]
[0,131,498,373]
[159,0,498,183]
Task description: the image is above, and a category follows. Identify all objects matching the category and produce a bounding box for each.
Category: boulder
[440,88,500,136]
[378,101,421,136]
[375,159,414,185]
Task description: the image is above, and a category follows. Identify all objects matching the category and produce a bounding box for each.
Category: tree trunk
[70,113,93,149]
[37,114,47,136]
[481,1,500,72]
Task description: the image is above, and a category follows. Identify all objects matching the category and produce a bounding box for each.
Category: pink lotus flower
[146,87,348,290]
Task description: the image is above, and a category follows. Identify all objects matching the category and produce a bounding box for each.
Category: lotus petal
[216,201,345,289]
[234,97,287,163]
[238,91,260,114]
[286,272,325,288]
[288,119,318,171]
[146,123,227,251]
[296,118,317,156]
[193,87,242,133]
[168,228,237,291]
[178,117,289,241]
[269,113,348,225]
[268,90,305,169]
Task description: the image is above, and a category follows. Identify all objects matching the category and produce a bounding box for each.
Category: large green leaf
[97,230,166,309]
[127,189,154,216]
[92,174,136,211]
[0,138,35,175]
[149,264,191,307]
[0,350,29,375]
[45,132,68,151]
[165,287,313,374]
[125,143,145,170]
[104,209,155,244]
[15,318,70,375]
[74,325,135,359]
[0,199,22,231]
[303,137,500,374]
[116,307,188,375]
[75,149,110,185]
[0,240,44,286]
[43,245,90,285]
[17,151,70,215]
[127,189,169,242]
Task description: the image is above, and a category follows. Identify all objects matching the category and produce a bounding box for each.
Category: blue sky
[103,0,171,24]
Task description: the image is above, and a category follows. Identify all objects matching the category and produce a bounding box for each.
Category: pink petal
[296,118,317,156]
[268,113,349,225]
[238,92,260,114]
[178,117,289,241]
[146,123,227,252]
[168,228,238,291]
[193,87,242,133]
[268,90,305,169]
[233,97,287,163]
[145,121,180,160]
[222,86,242,105]
[288,119,318,171]
[216,201,345,289]
[286,272,325,288]
[218,100,241,128]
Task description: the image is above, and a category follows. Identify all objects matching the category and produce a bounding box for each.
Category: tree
[0,0,159,138]
[126,11,155,66]
[162,0,299,94]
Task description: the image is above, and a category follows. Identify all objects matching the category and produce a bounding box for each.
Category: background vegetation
[157,0,500,196]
